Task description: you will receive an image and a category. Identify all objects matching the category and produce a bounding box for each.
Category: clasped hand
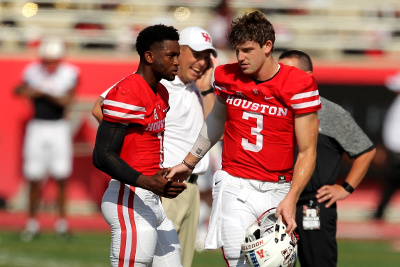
[164,163,193,183]
[137,168,187,199]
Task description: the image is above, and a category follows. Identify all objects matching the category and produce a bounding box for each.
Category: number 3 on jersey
[241,111,263,152]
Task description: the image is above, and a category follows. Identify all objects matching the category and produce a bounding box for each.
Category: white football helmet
[241,208,298,267]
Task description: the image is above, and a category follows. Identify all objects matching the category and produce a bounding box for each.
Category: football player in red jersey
[166,11,321,267]
[92,24,186,267]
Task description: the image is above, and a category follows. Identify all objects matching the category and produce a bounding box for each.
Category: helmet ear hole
[254,229,261,239]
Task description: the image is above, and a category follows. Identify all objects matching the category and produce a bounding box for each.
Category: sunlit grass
[0,231,398,267]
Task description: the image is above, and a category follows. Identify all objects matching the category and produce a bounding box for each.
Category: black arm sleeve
[93,120,142,186]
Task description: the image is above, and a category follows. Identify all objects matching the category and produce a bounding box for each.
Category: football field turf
[0,230,398,267]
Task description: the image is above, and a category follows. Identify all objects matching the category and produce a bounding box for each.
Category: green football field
[0,230,398,267]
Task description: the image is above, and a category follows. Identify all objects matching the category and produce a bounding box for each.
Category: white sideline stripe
[291,90,319,100]
[104,99,145,112]
[103,109,145,120]
[292,99,321,109]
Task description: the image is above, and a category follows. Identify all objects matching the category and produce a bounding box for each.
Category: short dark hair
[229,11,275,49]
[279,49,313,72]
[135,24,179,58]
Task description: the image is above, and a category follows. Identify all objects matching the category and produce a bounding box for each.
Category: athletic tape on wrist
[189,98,226,158]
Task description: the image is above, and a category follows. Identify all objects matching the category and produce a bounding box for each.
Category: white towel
[204,170,227,249]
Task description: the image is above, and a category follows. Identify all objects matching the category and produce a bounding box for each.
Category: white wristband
[190,97,226,158]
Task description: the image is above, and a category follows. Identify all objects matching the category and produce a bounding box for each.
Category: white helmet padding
[241,208,298,267]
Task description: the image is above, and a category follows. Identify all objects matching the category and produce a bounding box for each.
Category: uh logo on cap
[201,32,211,43]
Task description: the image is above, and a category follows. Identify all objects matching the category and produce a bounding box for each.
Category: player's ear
[144,51,153,64]
[264,40,273,54]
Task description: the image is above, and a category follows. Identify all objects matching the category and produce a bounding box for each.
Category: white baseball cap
[38,36,66,60]
[179,26,217,57]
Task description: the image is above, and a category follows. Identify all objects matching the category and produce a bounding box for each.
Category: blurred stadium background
[0,0,400,265]
[1,0,400,57]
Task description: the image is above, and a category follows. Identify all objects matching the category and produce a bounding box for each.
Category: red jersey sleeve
[102,78,147,124]
[280,64,321,114]
[213,64,240,98]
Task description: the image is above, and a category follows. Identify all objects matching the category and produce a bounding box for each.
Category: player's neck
[137,65,160,90]
[252,58,279,81]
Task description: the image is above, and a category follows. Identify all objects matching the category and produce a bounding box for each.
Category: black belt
[187,174,198,184]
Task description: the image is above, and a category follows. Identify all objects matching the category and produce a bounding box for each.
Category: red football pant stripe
[222,247,230,266]
[117,184,137,267]
[128,185,136,266]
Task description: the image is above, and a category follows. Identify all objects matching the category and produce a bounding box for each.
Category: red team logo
[202,32,211,43]
[256,248,265,258]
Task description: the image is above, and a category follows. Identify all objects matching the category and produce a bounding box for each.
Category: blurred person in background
[279,50,376,267]
[92,24,187,267]
[373,71,400,220]
[92,26,218,267]
[166,11,321,267]
[207,0,234,65]
[14,36,80,241]
[207,0,233,51]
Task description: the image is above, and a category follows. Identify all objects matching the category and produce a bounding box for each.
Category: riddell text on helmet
[241,239,264,251]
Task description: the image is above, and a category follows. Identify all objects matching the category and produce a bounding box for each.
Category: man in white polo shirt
[92,26,218,267]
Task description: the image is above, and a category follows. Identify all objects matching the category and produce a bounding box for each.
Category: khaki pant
[162,181,200,267]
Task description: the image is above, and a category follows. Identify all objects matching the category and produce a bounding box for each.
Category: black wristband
[342,182,355,194]
[200,87,214,96]
[182,160,195,170]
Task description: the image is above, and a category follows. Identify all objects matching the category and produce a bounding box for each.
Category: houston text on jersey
[226,95,288,117]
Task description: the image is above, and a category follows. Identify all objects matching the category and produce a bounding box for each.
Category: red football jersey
[214,63,321,182]
[102,73,169,176]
